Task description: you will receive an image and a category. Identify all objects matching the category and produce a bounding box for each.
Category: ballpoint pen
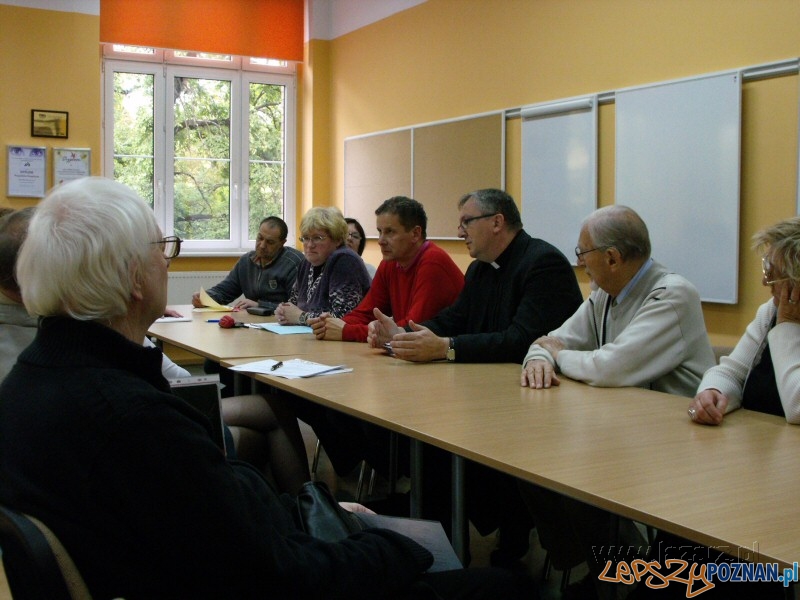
[270,361,284,371]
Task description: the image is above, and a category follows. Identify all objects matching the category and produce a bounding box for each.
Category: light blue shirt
[615,257,654,305]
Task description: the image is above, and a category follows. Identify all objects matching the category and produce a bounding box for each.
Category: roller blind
[100,0,304,62]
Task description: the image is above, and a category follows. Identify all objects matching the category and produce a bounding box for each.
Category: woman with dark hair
[345,217,366,255]
[345,217,377,278]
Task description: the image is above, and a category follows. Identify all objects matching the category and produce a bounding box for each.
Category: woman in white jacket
[690,216,800,425]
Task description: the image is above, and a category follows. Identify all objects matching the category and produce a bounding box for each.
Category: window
[103,46,296,255]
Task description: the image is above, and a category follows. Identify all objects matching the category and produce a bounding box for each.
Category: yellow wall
[317,0,800,344]
[0,5,101,210]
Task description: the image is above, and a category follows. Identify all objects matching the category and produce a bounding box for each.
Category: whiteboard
[521,97,597,263]
[616,72,741,304]
[797,72,800,215]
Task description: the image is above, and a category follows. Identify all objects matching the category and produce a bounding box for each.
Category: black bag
[294,481,364,542]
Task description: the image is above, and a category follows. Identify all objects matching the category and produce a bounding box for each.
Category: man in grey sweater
[519,205,715,600]
[192,216,303,311]
[521,205,714,395]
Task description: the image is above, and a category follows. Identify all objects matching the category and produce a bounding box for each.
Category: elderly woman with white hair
[275,206,371,326]
[0,177,526,599]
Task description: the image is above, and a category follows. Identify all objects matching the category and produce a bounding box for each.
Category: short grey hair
[458,189,522,232]
[753,216,800,282]
[583,205,651,261]
[17,177,160,320]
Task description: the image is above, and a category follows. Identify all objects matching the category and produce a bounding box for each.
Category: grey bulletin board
[344,112,504,238]
[343,129,412,236]
[615,72,741,304]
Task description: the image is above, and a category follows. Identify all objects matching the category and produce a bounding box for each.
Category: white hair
[17,177,160,320]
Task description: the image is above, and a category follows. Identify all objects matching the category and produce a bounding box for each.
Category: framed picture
[7,146,47,198]
[31,109,68,138]
[53,148,91,185]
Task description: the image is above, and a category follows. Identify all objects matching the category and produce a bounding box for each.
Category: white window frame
[102,45,297,255]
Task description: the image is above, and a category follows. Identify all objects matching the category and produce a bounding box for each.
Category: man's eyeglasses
[152,236,182,259]
[574,246,605,259]
[457,214,496,231]
[762,256,790,285]
[300,234,329,245]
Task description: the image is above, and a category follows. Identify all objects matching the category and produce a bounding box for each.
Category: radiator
[167,271,231,305]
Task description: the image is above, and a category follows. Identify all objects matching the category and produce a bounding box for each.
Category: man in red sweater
[309,196,464,342]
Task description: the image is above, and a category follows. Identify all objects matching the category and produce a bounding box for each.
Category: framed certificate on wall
[7,145,46,198]
[53,148,91,185]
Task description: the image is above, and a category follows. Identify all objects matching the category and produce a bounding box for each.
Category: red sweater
[342,242,464,342]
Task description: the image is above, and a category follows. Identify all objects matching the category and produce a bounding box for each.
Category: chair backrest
[0,505,92,600]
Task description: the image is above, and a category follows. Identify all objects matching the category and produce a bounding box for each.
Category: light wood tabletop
[148,305,298,361]
[153,306,800,569]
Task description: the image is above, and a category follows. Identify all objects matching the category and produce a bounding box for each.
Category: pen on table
[206,319,220,323]
[270,361,284,371]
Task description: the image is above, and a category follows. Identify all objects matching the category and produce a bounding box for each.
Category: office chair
[0,505,92,600]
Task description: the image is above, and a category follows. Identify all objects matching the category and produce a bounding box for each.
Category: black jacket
[424,230,583,362]
[0,317,431,599]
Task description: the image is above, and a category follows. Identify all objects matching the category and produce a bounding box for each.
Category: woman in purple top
[275,207,370,326]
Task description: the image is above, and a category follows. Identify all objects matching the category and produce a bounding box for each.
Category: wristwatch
[298,312,308,326]
[446,337,456,362]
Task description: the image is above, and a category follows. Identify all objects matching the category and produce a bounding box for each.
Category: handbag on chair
[294,481,364,542]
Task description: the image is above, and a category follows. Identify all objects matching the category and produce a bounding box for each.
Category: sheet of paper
[229,358,351,379]
[356,514,462,573]
[191,287,234,312]
[245,323,312,335]
[154,316,192,323]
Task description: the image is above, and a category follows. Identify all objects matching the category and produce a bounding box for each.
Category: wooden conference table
[150,306,800,570]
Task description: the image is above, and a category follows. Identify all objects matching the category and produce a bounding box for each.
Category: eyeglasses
[347,232,362,241]
[762,256,790,285]
[457,214,496,231]
[152,236,182,259]
[574,246,606,259]
[299,234,329,245]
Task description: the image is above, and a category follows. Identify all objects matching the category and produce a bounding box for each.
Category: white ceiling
[308,0,426,40]
[0,0,98,14]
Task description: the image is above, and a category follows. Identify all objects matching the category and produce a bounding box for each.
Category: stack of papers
[229,358,352,379]
[245,323,312,335]
[191,288,234,312]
